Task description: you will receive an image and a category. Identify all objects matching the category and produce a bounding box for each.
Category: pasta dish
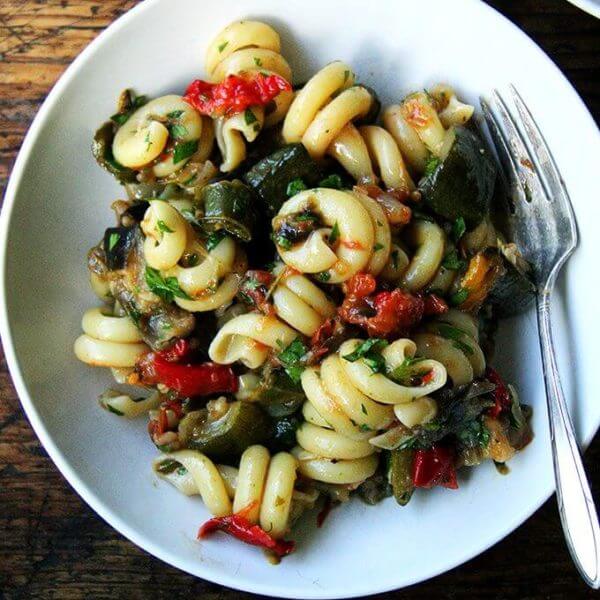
[74,20,534,560]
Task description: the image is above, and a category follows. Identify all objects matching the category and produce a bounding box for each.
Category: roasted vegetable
[199,180,256,242]
[419,126,496,227]
[488,244,536,317]
[92,121,137,183]
[183,401,271,462]
[103,226,138,270]
[269,414,303,453]
[253,368,305,418]
[243,144,322,216]
[388,449,415,505]
[454,249,505,312]
[354,84,381,126]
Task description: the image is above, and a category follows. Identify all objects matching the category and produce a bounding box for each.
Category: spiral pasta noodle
[413,309,485,387]
[141,200,246,312]
[154,446,299,539]
[208,268,335,368]
[273,187,392,283]
[294,338,447,484]
[206,21,293,172]
[74,307,148,368]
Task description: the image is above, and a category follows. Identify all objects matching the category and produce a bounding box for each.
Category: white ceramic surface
[566,0,600,18]
[1,0,599,597]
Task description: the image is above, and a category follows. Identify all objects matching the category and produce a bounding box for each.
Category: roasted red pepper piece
[412,445,458,489]
[486,367,512,418]
[421,293,449,316]
[198,513,295,558]
[136,339,238,398]
[184,73,291,117]
[339,273,424,337]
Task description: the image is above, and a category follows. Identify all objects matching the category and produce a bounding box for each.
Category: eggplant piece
[488,245,536,317]
[269,414,303,453]
[182,401,271,462]
[243,144,323,216]
[103,226,137,270]
[199,180,256,242]
[418,126,496,227]
[388,448,415,506]
[357,471,392,505]
[92,121,137,183]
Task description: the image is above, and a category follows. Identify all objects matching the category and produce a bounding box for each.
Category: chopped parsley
[169,124,188,140]
[278,338,308,384]
[424,154,440,176]
[373,243,384,252]
[144,131,152,151]
[173,139,198,164]
[110,112,130,126]
[218,41,228,52]
[342,338,389,374]
[328,222,340,245]
[145,267,192,303]
[244,108,258,126]
[450,288,469,306]
[315,271,331,282]
[108,232,120,251]
[286,178,307,197]
[253,57,262,67]
[441,249,466,271]
[156,219,174,234]
[274,233,293,250]
[319,173,343,189]
[166,109,184,119]
[206,230,227,252]
[388,356,428,386]
[451,217,466,242]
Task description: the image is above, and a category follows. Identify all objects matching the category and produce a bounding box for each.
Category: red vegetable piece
[422,293,449,316]
[198,513,295,558]
[136,339,238,398]
[412,445,458,490]
[486,367,512,418]
[184,73,291,118]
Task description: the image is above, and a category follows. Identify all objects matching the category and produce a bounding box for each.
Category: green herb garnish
[436,323,473,355]
[450,288,469,306]
[218,41,229,52]
[319,173,343,189]
[206,230,227,252]
[278,338,308,384]
[328,222,340,245]
[244,108,258,126]
[156,220,174,234]
[167,109,184,119]
[424,155,440,176]
[286,178,307,197]
[342,338,389,374]
[145,267,192,303]
[388,356,428,385]
[173,139,198,164]
[441,249,466,271]
[108,232,120,251]
[254,57,262,67]
[373,243,384,252]
[169,124,188,140]
[451,217,466,242]
[315,271,331,282]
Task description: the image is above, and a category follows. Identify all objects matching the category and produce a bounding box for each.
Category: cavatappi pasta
[78,19,534,559]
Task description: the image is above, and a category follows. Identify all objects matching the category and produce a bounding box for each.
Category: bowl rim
[0,0,598,596]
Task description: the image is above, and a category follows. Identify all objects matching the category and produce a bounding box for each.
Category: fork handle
[537,291,600,588]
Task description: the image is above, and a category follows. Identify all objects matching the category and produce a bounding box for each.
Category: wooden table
[1,1,599,598]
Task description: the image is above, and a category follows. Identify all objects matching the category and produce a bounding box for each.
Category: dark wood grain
[0,1,599,598]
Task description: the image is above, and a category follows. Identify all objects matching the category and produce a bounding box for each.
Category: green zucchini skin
[418,126,496,227]
[254,369,305,418]
[184,401,271,462]
[488,253,536,317]
[199,179,257,242]
[92,122,138,183]
[388,448,415,506]
[243,144,322,216]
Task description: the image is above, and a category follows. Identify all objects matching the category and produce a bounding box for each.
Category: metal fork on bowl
[480,86,600,588]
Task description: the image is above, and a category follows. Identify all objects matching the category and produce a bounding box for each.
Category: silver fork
[480,86,600,588]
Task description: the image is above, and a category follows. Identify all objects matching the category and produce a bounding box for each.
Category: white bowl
[1,0,599,597]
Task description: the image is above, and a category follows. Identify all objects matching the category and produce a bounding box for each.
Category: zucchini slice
[182,401,271,462]
[418,126,496,227]
[488,244,536,317]
[92,122,137,184]
[243,144,323,216]
[388,448,415,506]
[199,179,256,242]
